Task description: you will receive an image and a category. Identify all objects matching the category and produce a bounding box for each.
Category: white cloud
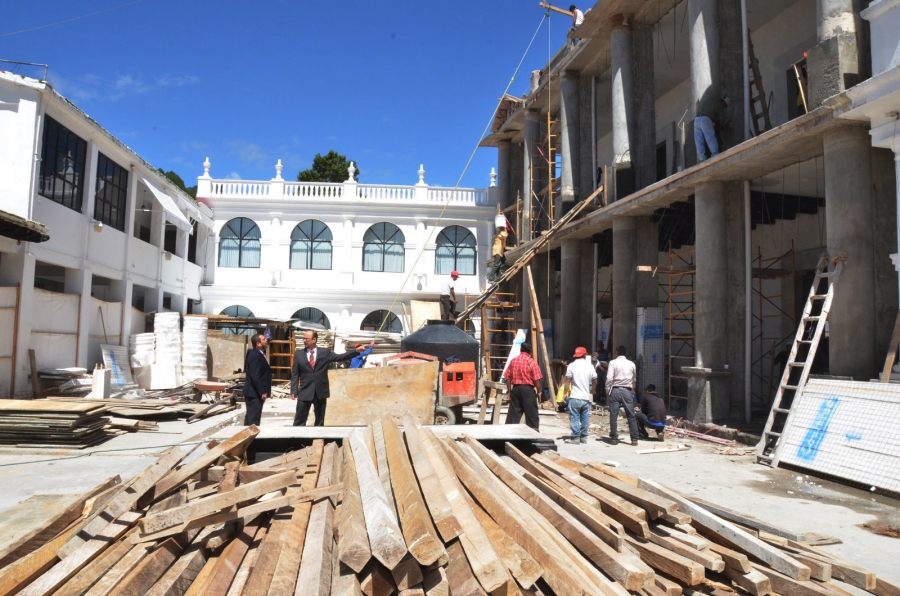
[225,172,242,180]
[227,140,269,165]
[48,71,199,102]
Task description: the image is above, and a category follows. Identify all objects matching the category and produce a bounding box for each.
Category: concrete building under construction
[483,0,900,425]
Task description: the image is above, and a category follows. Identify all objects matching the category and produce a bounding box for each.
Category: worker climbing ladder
[756,253,845,465]
[748,30,773,136]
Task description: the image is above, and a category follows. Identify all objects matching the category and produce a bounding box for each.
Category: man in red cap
[440,270,460,321]
[562,346,597,444]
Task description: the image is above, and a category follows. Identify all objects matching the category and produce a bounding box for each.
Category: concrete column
[825,126,875,378]
[689,0,720,108]
[694,181,728,368]
[611,14,635,199]
[110,278,133,345]
[872,149,899,375]
[65,267,92,368]
[633,22,657,191]
[0,252,36,395]
[560,71,581,218]
[636,217,658,307]
[579,239,596,348]
[497,141,511,211]
[808,0,860,108]
[559,239,582,357]
[724,182,748,417]
[523,110,541,241]
[613,217,637,356]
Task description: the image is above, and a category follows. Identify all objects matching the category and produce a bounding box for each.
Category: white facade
[0,71,213,395]
[197,160,499,333]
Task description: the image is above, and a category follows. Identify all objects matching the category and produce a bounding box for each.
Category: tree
[297,151,359,183]
[157,168,197,199]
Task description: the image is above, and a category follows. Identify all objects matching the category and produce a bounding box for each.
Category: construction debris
[1,418,897,596]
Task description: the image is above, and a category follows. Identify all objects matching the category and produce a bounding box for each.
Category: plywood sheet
[325,361,438,426]
[410,300,441,333]
[776,379,900,492]
[0,493,81,555]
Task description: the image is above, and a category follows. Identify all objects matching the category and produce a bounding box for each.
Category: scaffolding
[751,244,796,411]
[528,113,559,239]
[660,245,696,408]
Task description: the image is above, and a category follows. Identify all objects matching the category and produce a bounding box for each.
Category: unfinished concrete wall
[580,74,596,200]
[725,182,748,418]
[718,0,746,151]
[634,22,658,191]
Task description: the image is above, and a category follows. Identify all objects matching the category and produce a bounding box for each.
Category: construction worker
[440,270,460,321]
[563,347,597,445]
[605,345,639,446]
[504,342,543,431]
[487,225,509,283]
[636,384,667,441]
[569,4,584,30]
[694,95,731,162]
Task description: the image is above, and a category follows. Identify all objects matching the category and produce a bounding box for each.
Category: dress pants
[506,385,540,431]
[294,397,327,426]
[244,396,263,426]
[608,387,638,441]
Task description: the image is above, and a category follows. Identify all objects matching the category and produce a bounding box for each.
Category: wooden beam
[140,471,295,534]
[444,540,487,596]
[467,493,542,589]
[751,563,833,596]
[525,265,556,395]
[639,479,810,581]
[646,531,723,572]
[337,441,372,573]
[372,420,399,516]
[586,461,642,487]
[723,565,772,596]
[423,566,449,596]
[381,418,446,566]
[390,554,424,592]
[624,536,705,586]
[349,428,409,569]
[296,479,336,596]
[332,544,364,596]
[225,522,267,596]
[359,560,396,596]
[402,415,462,542]
[0,517,87,596]
[708,542,752,573]
[85,541,156,596]
[580,468,678,519]
[143,526,221,596]
[538,3,574,18]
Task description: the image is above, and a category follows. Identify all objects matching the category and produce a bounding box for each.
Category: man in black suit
[243,333,271,426]
[291,329,366,426]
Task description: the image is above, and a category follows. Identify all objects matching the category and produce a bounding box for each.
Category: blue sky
[3,1,571,189]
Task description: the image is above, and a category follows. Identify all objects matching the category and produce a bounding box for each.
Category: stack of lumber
[0,400,109,448]
[3,421,898,596]
[37,368,92,396]
[47,396,239,423]
[106,418,160,434]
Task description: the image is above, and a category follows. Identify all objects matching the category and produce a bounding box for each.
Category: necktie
[308,350,315,370]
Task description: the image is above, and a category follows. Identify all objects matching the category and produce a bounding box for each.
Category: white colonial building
[0,71,213,395]
[196,159,499,333]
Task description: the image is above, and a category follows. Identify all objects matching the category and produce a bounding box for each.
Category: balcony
[197,160,497,208]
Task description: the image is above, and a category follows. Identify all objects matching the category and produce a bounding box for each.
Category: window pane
[363,243,383,272]
[311,241,332,270]
[290,240,310,269]
[384,243,404,273]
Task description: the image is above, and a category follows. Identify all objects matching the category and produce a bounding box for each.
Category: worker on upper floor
[569,4,584,30]
[694,95,731,163]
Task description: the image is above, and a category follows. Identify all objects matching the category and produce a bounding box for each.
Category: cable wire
[0,0,145,38]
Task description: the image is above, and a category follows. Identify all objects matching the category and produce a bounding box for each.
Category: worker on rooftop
[569,4,584,30]
[694,95,731,162]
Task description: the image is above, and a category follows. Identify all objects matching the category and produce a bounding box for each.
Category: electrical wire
[0,0,145,38]
[376,13,549,333]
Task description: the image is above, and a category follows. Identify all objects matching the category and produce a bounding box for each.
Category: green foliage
[157,168,198,199]
[297,151,359,183]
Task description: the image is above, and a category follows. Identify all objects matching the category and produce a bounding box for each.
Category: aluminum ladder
[756,253,844,465]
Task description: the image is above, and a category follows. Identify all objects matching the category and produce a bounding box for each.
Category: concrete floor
[0,398,896,586]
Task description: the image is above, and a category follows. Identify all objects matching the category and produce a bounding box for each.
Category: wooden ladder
[748,30,772,136]
[756,253,844,465]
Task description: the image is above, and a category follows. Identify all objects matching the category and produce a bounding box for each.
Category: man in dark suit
[291,329,366,426]
[243,333,271,426]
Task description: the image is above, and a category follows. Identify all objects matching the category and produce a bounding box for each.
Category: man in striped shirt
[504,343,543,431]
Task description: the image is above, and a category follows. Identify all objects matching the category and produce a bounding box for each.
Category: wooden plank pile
[0,400,109,448]
[2,420,898,596]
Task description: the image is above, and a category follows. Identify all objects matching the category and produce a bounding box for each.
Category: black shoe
[608,438,619,445]
[631,439,639,446]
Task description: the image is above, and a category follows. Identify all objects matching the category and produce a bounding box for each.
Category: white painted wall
[863,0,900,76]
[0,80,39,220]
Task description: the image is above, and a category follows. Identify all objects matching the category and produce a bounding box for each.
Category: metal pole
[744,180,752,422]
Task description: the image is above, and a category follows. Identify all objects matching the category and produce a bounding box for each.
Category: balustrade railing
[283,182,344,199]
[210,181,270,198]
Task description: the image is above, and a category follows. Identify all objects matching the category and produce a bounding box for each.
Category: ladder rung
[798,340,812,344]
[766,431,782,438]
[781,384,799,390]
[817,272,836,278]
[803,316,821,321]
[811,294,827,300]
[774,408,791,414]
[787,362,805,367]
[758,454,773,461]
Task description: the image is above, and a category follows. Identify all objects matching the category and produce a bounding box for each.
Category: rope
[376,14,549,333]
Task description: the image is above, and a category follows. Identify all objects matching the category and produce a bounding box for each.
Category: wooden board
[410,300,441,333]
[211,423,545,443]
[325,362,438,426]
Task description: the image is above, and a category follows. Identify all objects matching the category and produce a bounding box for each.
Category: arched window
[363,222,405,272]
[219,305,255,335]
[435,225,475,275]
[290,220,332,270]
[219,218,260,268]
[361,310,403,333]
[291,307,331,329]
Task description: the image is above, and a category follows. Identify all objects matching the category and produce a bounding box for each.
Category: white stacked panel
[153,312,182,387]
[636,307,665,399]
[182,316,209,382]
[129,333,155,368]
